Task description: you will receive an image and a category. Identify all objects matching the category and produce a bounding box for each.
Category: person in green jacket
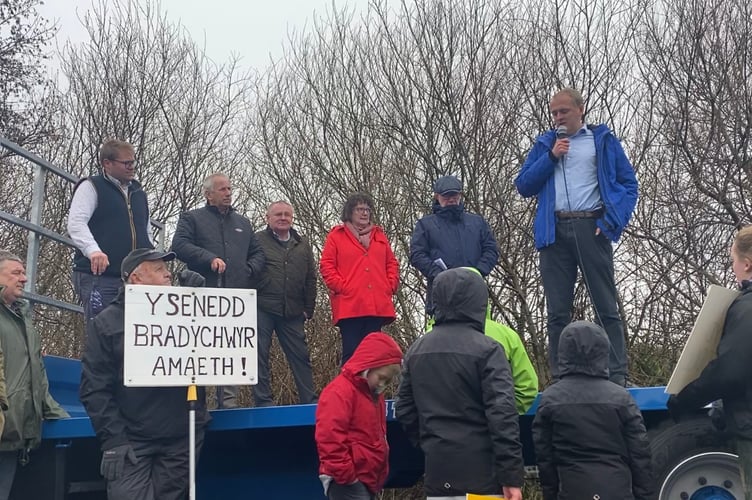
[0,250,68,500]
[427,267,539,414]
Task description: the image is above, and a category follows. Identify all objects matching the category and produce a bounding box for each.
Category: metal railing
[0,136,165,314]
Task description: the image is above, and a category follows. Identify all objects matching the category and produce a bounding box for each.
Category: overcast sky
[38,0,370,72]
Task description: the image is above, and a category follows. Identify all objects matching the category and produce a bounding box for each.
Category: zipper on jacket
[127,190,137,250]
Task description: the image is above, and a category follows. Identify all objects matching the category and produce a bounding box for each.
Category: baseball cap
[433,175,462,195]
[121,248,176,280]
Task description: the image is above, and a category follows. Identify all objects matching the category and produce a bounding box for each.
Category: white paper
[123,284,258,387]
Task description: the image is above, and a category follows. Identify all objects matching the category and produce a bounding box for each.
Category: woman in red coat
[320,193,400,364]
[315,332,403,500]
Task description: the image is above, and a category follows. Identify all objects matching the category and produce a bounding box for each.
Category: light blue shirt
[554,125,602,212]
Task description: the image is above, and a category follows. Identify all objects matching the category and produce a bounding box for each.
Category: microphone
[556,125,568,139]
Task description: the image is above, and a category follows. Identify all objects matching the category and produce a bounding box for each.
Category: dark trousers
[73,271,122,321]
[106,430,205,500]
[328,481,375,500]
[252,309,317,406]
[337,317,386,365]
[0,451,16,500]
[540,218,627,382]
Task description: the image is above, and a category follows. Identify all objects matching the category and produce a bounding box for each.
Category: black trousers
[252,309,317,406]
[539,218,627,382]
[337,316,386,365]
[328,481,375,500]
[106,429,205,500]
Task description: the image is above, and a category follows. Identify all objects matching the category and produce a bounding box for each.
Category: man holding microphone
[514,88,638,386]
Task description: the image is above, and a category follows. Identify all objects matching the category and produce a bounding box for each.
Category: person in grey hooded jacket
[532,321,653,500]
[395,267,523,500]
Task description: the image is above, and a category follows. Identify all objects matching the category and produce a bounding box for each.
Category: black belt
[555,209,603,219]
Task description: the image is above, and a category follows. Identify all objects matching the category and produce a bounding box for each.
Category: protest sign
[666,284,739,394]
[123,284,257,387]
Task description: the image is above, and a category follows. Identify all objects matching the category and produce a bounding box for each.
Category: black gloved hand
[100,444,137,481]
[666,394,682,423]
[179,269,205,288]
[709,400,726,431]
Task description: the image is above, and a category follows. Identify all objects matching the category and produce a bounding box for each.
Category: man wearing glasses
[67,139,154,322]
[410,175,500,320]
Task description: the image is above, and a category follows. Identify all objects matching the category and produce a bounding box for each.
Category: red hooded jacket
[315,332,403,494]
[319,224,399,325]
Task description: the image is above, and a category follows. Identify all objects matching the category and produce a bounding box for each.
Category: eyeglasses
[354,207,371,214]
[109,159,136,167]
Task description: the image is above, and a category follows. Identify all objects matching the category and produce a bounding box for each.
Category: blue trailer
[11,355,733,500]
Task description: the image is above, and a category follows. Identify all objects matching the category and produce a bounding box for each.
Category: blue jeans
[252,310,316,406]
[72,271,122,321]
[539,218,627,383]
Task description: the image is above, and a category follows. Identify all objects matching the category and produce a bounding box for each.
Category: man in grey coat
[171,173,266,408]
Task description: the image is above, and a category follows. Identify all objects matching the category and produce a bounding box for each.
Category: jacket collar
[265,225,302,244]
[205,204,235,216]
[0,286,28,317]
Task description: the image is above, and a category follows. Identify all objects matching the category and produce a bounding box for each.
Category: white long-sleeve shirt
[67,175,153,258]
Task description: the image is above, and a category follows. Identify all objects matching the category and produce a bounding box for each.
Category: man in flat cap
[80,248,208,500]
[410,175,500,318]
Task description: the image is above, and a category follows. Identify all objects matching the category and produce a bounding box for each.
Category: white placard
[665,284,740,394]
[123,284,257,387]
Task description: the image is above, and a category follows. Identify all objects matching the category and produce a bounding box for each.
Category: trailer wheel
[651,417,741,499]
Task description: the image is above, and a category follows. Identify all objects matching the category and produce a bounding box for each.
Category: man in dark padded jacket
[80,248,209,500]
[395,267,523,500]
[533,321,653,500]
[172,172,265,408]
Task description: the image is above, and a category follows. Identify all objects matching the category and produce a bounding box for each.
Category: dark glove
[709,400,726,431]
[666,394,682,423]
[179,269,205,288]
[100,444,137,481]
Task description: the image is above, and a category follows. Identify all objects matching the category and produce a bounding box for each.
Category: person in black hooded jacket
[532,320,653,500]
[667,225,752,500]
[395,267,523,500]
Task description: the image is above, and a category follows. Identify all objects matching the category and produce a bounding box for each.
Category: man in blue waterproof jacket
[515,87,638,386]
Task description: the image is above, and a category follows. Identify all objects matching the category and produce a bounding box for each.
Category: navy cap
[433,175,463,195]
[121,248,175,280]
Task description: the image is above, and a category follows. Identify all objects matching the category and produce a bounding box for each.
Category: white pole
[189,407,196,500]
[188,385,197,500]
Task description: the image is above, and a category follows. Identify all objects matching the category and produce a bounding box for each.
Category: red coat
[320,225,399,325]
[315,333,403,494]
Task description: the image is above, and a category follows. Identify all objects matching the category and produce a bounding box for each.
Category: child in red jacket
[315,332,403,500]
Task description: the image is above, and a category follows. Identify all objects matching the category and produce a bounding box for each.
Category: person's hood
[432,267,487,333]
[460,267,493,320]
[342,332,403,377]
[558,320,610,378]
